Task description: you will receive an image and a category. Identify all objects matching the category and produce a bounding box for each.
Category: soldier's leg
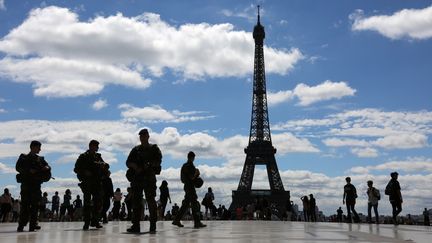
[82,190,91,229]
[18,184,30,231]
[130,182,143,229]
[90,189,103,227]
[29,186,41,230]
[144,180,157,232]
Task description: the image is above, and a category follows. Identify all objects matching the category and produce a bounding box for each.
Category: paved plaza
[0,221,431,243]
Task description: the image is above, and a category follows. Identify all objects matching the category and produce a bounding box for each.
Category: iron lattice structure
[230,7,290,218]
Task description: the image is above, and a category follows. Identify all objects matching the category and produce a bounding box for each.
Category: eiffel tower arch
[229,6,290,219]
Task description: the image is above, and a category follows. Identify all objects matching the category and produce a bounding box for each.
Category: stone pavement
[0,221,431,242]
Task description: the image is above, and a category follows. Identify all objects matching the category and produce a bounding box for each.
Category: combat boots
[126,224,140,233]
[149,221,156,234]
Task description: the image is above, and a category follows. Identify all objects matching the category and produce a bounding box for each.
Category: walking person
[159,180,171,219]
[343,177,359,223]
[60,189,73,221]
[16,140,52,232]
[366,180,380,224]
[385,172,402,225]
[172,151,206,228]
[202,187,214,219]
[125,129,162,233]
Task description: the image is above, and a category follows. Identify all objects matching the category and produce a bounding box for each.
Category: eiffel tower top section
[248,5,272,146]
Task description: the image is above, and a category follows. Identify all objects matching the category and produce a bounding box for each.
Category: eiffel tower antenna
[229,5,290,218]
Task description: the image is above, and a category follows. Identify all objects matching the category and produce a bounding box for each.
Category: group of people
[13,129,207,233]
[342,173,403,224]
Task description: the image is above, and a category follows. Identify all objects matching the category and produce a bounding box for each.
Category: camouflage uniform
[126,143,162,232]
[74,150,105,228]
[16,153,50,231]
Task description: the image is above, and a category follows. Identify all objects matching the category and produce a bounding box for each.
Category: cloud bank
[351,6,432,40]
[0,6,303,98]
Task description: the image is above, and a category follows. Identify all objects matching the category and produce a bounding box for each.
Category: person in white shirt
[366,180,380,224]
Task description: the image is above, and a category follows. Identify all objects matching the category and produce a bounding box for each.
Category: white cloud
[0,6,303,98]
[272,132,320,154]
[91,98,108,110]
[351,6,432,40]
[323,138,370,147]
[0,108,6,113]
[293,81,356,106]
[118,104,215,123]
[348,158,432,174]
[267,90,294,106]
[275,108,432,157]
[373,133,428,149]
[267,80,356,107]
[350,147,378,158]
[0,162,15,174]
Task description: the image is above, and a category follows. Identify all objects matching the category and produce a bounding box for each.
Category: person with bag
[74,140,105,230]
[366,180,380,224]
[125,129,162,233]
[343,177,359,223]
[172,151,206,228]
[202,187,214,219]
[385,172,402,225]
[16,140,51,232]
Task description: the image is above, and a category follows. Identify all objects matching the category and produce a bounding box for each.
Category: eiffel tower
[229,6,290,218]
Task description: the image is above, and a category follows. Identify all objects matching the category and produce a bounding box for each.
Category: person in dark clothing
[171,203,179,218]
[60,189,73,221]
[124,187,132,220]
[51,191,60,220]
[172,151,206,228]
[343,177,359,223]
[159,180,171,219]
[16,140,52,232]
[386,172,402,225]
[74,140,105,230]
[125,129,162,233]
[300,195,310,222]
[423,208,430,226]
[101,164,114,224]
[336,207,343,223]
[309,194,317,222]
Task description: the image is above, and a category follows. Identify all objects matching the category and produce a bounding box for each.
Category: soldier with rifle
[16,140,52,232]
[74,140,105,230]
[125,129,162,233]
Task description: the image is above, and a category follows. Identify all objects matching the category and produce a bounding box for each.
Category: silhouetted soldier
[16,140,52,232]
[385,172,402,225]
[343,177,359,223]
[125,129,162,233]
[74,140,105,230]
[172,151,206,228]
[366,180,380,224]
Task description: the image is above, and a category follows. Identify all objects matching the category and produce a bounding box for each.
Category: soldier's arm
[126,148,139,171]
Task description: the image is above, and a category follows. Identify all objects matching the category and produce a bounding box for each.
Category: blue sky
[1,0,432,215]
